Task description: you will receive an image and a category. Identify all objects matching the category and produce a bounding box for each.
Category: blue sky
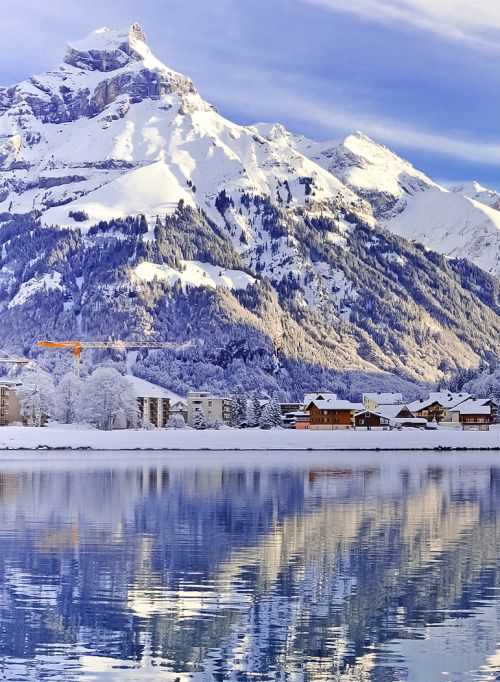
[3,0,500,187]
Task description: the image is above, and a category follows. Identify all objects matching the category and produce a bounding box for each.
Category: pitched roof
[376,404,414,419]
[363,392,403,405]
[306,399,364,411]
[127,376,182,400]
[354,409,390,420]
[304,392,338,405]
[408,392,471,412]
[450,400,491,415]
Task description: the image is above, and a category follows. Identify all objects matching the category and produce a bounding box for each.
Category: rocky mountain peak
[64,24,149,72]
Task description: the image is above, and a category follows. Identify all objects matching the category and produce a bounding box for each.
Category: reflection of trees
[0,466,498,680]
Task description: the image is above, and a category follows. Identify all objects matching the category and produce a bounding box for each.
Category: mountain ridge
[0,24,499,398]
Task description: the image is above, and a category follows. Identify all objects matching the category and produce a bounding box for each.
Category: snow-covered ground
[0,425,498,451]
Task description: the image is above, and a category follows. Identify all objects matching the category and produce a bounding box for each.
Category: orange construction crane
[37,340,192,376]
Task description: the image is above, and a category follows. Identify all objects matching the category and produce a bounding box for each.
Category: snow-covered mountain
[0,24,499,398]
[257,127,500,277]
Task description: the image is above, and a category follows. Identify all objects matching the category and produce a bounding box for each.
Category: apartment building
[0,381,21,426]
[187,391,232,427]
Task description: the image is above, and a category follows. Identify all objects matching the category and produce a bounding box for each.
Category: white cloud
[209,72,500,165]
[290,97,500,164]
[302,0,500,49]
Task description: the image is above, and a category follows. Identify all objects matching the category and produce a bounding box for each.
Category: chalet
[303,392,337,407]
[305,398,363,430]
[408,392,471,423]
[362,392,403,411]
[354,409,391,430]
[170,399,188,424]
[450,400,493,431]
[376,404,427,429]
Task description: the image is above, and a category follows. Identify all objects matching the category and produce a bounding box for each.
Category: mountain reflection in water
[0,452,497,681]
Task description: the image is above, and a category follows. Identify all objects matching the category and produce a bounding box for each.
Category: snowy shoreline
[0,425,498,452]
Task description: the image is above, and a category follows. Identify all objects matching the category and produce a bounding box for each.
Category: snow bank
[0,426,498,452]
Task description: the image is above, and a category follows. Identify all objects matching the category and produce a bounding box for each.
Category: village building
[282,410,310,429]
[305,398,364,430]
[362,392,403,411]
[376,404,427,429]
[187,391,232,427]
[170,399,188,424]
[408,392,472,423]
[0,381,21,426]
[279,402,302,416]
[303,392,337,407]
[294,412,310,430]
[450,400,493,430]
[127,376,174,428]
[354,409,391,430]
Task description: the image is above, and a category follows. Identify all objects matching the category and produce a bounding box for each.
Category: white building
[0,380,22,426]
[187,391,232,427]
[127,376,179,428]
[362,392,403,411]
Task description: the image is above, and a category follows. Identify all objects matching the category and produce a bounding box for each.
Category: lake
[0,450,498,681]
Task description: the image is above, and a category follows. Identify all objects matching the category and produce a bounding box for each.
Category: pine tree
[231,385,247,428]
[246,400,257,427]
[252,396,262,423]
[193,410,206,430]
[259,402,273,430]
[269,397,283,427]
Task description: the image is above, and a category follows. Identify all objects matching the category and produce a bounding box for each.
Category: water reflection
[0,454,497,680]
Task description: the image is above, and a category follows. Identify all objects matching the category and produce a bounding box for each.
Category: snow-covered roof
[363,392,403,405]
[303,392,337,405]
[450,400,491,415]
[126,376,182,400]
[376,404,413,419]
[408,392,471,412]
[306,399,364,411]
[354,409,390,420]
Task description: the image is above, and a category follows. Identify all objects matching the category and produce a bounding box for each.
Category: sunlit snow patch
[133,260,255,291]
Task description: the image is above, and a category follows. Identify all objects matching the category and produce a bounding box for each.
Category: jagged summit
[65,24,151,72]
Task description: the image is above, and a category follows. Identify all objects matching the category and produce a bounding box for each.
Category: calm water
[0,451,498,681]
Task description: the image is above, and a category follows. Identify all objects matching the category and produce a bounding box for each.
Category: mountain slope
[258,128,500,277]
[0,25,499,398]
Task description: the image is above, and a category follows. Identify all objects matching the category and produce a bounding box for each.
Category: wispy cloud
[209,71,500,165]
[291,97,500,165]
[301,0,500,49]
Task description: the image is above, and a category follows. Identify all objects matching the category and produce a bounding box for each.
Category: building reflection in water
[0,457,497,680]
